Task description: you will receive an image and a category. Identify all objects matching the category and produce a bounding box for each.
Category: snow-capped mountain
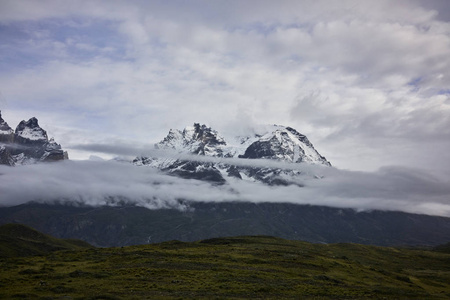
[134,123,330,185]
[156,123,227,157]
[15,117,48,144]
[238,125,330,165]
[0,111,68,166]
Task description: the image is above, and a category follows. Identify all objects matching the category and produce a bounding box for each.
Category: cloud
[1,0,450,174]
[0,157,449,217]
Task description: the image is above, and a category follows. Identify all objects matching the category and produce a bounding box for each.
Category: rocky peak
[157,123,226,157]
[190,123,226,145]
[154,123,330,165]
[16,117,48,142]
[136,123,331,185]
[18,117,39,129]
[0,111,13,134]
[0,111,14,144]
[239,125,331,166]
[285,127,312,146]
[0,112,67,165]
[156,129,184,150]
[185,123,226,155]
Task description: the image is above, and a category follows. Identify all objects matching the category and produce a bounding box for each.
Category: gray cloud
[0,158,449,217]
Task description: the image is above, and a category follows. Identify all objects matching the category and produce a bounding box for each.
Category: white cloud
[0,160,449,217]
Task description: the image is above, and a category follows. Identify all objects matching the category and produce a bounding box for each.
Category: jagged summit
[156,123,227,156]
[134,123,330,185]
[0,112,67,166]
[153,123,330,164]
[15,117,48,144]
[0,111,13,135]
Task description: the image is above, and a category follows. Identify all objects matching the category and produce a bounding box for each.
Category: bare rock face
[0,145,15,166]
[0,111,14,144]
[0,111,68,166]
[0,112,15,166]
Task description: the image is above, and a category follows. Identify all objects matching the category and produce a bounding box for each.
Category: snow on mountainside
[238,125,330,165]
[0,111,68,166]
[0,117,13,136]
[15,117,48,142]
[156,123,227,157]
[134,123,330,185]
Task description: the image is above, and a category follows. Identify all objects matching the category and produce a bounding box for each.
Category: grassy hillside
[0,233,449,299]
[0,224,92,257]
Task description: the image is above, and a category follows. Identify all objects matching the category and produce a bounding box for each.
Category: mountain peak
[155,123,329,164]
[15,117,48,142]
[157,123,226,156]
[16,117,41,130]
[135,123,330,185]
[0,112,67,165]
[237,125,330,166]
[0,111,13,135]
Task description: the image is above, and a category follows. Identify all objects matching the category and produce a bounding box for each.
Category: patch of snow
[0,128,13,135]
[12,153,36,165]
[17,127,47,141]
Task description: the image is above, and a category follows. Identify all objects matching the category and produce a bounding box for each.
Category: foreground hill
[0,224,92,257]
[1,202,450,247]
[0,231,449,299]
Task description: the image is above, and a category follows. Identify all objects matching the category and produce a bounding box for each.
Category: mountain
[0,111,68,166]
[1,202,449,248]
[133,123,330,185]
[2,120,449,251]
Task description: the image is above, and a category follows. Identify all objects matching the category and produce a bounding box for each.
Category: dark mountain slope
[1,202,449,247]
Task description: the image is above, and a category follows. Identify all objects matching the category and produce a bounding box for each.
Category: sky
[1,1,450,216]
[1,0,450,172]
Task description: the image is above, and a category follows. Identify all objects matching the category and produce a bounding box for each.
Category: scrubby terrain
[0,224,449,299]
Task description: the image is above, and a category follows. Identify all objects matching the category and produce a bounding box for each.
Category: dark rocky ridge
[1,202,449,248]
[0,111,68,166]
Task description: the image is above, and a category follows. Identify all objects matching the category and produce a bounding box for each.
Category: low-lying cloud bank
[1,155,450,217]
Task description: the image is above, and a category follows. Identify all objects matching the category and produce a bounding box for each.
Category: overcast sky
[1,0,450,174]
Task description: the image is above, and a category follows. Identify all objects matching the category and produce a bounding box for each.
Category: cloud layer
[1,1,450,173]
[1,158,449,217]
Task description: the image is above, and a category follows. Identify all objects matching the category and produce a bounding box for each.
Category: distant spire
[0,110,13,133]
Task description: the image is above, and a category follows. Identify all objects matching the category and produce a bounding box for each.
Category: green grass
[0,234,449,299]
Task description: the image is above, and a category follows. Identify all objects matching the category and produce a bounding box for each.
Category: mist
[1,154,449,217]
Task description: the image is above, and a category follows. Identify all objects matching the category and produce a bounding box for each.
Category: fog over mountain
[1,154,449,217]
